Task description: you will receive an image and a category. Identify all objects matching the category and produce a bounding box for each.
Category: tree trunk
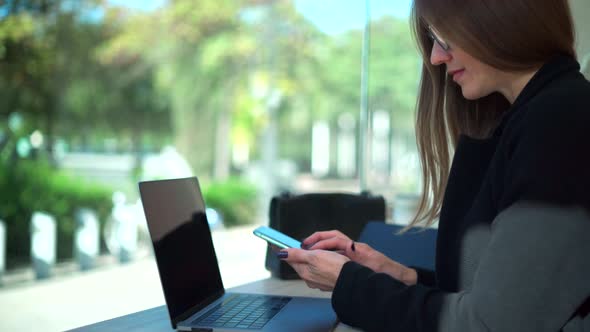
[213,108,232,180]
[173,100,216,177]
[212,80,235,180]
[45,94,56,166]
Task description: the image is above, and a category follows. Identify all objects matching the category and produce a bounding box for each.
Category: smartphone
[253,226,302,249]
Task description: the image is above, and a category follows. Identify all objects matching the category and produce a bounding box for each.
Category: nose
[430,42,452,66]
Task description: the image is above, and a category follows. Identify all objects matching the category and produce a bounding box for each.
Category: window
[0,0,418,329]
[4,0,587,330]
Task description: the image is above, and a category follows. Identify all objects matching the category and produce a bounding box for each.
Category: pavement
[0,225,271,332]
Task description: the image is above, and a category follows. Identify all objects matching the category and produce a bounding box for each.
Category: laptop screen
[139,177,224,324]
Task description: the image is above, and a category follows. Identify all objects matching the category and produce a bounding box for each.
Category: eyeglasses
[427,25,451,52]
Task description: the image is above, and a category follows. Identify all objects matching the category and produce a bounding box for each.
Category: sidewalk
[0,225,270,332]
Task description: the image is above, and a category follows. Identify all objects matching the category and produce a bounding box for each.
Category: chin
[460,86,488,100]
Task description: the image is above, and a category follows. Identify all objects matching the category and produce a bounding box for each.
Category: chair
[265,192,386,279]
[358,221,437,271]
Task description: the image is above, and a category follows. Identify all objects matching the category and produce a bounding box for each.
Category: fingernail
[351,242,356,252]
[277,251,288,259]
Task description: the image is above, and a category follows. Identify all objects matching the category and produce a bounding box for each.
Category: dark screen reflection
[153,212,224,321]
[141,178,224,323]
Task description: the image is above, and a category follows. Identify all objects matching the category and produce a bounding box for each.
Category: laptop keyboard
[191,294,292,329]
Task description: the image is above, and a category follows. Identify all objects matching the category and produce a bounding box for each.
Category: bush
[0,160,112,269]
[202,178,258,228]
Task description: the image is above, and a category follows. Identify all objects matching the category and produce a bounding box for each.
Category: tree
[1,0,172,166]
[99,0,325,178]
[0,0,61,162]
[96,0,421,182]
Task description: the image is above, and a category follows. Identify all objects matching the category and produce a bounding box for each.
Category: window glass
[3,0,587,330]
[0,0,385,329]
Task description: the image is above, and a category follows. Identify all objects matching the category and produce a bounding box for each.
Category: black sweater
[332,55,590,331]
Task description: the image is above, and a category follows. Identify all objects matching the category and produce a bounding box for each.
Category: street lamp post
[359,0,372,191]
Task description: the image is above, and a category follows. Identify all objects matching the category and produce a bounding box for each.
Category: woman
[279,0,590,331]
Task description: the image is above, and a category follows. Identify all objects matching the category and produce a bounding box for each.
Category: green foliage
[0,8,56,130]
[0,161,112,268]
[369,17,421,130]
[114,0,253,175]
[1,0,172,163]
[2,0,422,217]
[0,1,426,276]
[202,178,258,228]
[3,0,421,177]
[0,13,36,41]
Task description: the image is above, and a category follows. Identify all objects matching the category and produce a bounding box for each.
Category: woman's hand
[302,230,352,251]
[345,242,418,286]
[302,230,418,286]
[279,249,350,292]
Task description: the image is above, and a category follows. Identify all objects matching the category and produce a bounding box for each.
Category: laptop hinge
[173,290,225,328]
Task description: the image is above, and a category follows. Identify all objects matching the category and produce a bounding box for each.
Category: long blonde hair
[408,0,576,228]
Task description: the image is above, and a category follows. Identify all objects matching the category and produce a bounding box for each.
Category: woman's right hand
[302,230,418,286]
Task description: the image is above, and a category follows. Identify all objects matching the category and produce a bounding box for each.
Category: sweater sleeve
[332,202,590,332]
[412,267,436,287]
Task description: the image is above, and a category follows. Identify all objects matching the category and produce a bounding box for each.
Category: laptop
[138,177,337,331]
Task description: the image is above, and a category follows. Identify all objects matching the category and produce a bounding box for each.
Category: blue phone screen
[253,226,301,249]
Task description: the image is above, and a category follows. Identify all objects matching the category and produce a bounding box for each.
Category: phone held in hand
[253,226,302,249]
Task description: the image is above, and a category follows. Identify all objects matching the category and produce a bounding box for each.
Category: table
[68,278,360,331]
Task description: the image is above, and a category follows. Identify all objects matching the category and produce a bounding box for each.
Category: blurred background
[0,0,588,331]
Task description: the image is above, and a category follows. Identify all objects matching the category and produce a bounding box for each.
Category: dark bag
[265,191,386,279]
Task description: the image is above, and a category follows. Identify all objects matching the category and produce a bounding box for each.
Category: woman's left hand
[280,249,350,292]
